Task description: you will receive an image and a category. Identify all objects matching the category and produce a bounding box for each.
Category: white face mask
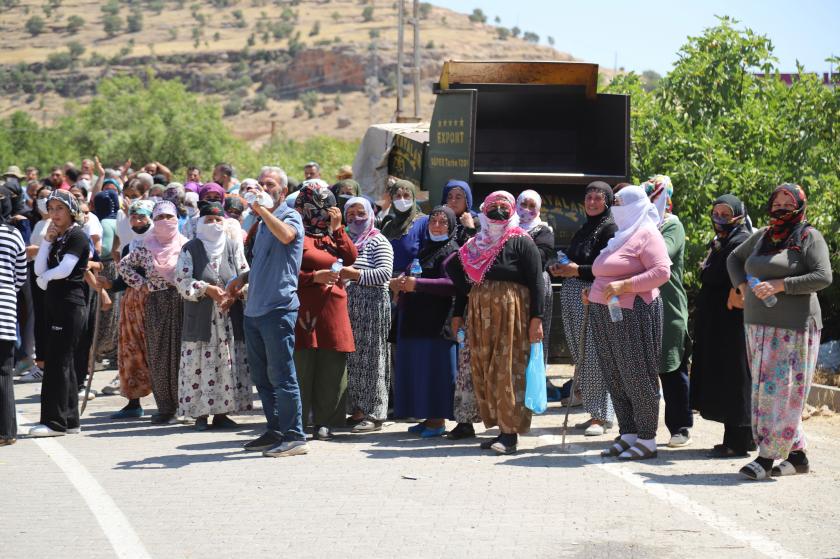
[393,198,413,213]
[37,198,48,215]
[186,206,198,217]
[196,219,225,243]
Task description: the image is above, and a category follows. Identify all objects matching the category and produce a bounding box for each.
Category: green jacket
[659,216,689,373]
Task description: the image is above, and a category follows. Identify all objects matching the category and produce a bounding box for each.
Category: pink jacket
[590,227,671,309]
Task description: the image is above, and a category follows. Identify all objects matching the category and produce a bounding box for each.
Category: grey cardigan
[727,226,832,331]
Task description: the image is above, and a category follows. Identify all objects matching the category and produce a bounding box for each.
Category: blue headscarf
[440,179,475,214]
[93,189,119,221]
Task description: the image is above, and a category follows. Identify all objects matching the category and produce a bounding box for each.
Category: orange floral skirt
[118,287,152,399]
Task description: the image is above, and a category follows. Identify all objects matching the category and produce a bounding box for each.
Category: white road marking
[18,412,152,559]
[536,434,804,559]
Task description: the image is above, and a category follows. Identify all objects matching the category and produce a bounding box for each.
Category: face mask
[37,198,48,215]
[186,206,198,217]
[152,218,178,240]
[486,207,510,221]
[516,207,538,222]
[770,208,799,221]
[429,232,450,242]
[131,223,151,235]
[393,198,413,213]
[347,216,369,238]
[197,219,226,242]
[711,214,739,233]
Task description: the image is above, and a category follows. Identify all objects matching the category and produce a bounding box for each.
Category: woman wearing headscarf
[340,196,394,432]
[294,184,358,440]
[516,190,554,352]
[441,180,482,439]
[91,189,121,366]
[389,206,459,437]
[727,184,832,480]
[589,185,671,460]
[379,179,426,275]
[98,200,155,418]
[162,182,188,233]
[175,202,252,431]
[641,175,692,448]
[118,200,187,424]
[550,181,618,436]
[691,194,755,458]
[29,190,90,437]
[446,191,544,454]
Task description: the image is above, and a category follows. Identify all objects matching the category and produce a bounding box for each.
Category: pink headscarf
[144,200,186,285]
[458,191,527,283]
[199,182,226,202]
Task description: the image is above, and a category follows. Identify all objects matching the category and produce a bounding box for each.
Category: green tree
[523,31,539,43]
[418,2,431,19]
[126,11,143,33]
[496,27,509,41]
[25,16,45,36]
[67,40,85,60]
[361,6,373,22]
[232,9,246,28]
[299,90,318,118]
[66,14,85,34]
[100,0,119,16]
[103,13,122,37]
[510,26,520,38]
[468,8,486,23]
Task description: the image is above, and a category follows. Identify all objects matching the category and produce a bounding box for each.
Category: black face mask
[486,207,510,221]
[131,223,151,234]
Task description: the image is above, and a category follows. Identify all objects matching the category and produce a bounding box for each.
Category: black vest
[181,238,245,343]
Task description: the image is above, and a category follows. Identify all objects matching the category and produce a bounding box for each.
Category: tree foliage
[604,17,840,334]
[25,16,45,36]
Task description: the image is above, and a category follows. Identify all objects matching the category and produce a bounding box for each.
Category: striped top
[0,224,27,341]
[352,233,394,288]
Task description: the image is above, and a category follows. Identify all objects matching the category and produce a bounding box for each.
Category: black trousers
[74,288,96,390]
[40,301,86,432]
[0,340,16,439]
[659,368,694,435]
[30,263,48,362]
[724,423,755,453]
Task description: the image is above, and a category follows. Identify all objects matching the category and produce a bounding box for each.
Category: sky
[433,0,839,75]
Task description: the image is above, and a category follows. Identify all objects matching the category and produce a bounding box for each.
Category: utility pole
[396,0,405,121]
[395,0,421,122]
[412,0,420,119]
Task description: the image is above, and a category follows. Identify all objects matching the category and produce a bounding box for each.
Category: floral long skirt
[178,308,252,418]
[454,323,481,424]
[118,286,151,400]
[466,280,532,434]
[346,283,391,420]
[94,259,120,364]
[746,320,821,460]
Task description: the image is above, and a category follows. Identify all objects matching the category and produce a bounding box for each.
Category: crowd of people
[0,159,832,478]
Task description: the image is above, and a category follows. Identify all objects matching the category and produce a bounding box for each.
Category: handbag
[524,342,547,414]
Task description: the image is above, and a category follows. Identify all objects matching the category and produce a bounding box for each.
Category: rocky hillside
[0,0,587,144]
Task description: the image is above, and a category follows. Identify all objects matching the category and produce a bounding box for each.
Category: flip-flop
[739,460,771,480]
[771,460,809,477]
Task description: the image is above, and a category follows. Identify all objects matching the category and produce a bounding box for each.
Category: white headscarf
[196,215,227,260]
[515,189,543,231]
[601,185,661,256]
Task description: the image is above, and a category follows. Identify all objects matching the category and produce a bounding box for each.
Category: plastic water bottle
[330,258,343,274]
[556,250,570,265]
[607,295,623,322]
[456,328,466,346]
[746,274,777,308]
[409,258,422,277]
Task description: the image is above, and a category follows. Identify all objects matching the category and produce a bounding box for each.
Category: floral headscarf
[295,182,336,238]
[458,190,527,283]
[515,189,544,232]
[128,199,154,217]
[757,183,810,255]
[641,174,673,225]
[343,196,379,249]
[47,189,82,223]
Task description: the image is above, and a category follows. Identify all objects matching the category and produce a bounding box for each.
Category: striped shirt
[0,224,27,341]
[352,233,394,288]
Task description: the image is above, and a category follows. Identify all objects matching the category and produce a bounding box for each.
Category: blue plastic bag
[524,342,547,414]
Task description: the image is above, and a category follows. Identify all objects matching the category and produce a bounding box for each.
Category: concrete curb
[809,383,840,411]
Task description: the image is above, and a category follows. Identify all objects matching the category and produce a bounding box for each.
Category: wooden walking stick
[561,291,590,452]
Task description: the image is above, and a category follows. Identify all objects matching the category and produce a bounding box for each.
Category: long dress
[345,233,393,421]
[690,225,753,451]
[115,245,152,400]
[174,241,252,418]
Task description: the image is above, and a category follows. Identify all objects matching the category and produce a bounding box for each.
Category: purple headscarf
[198,182,225,202]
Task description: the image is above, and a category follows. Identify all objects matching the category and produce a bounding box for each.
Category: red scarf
[758,184,810,255]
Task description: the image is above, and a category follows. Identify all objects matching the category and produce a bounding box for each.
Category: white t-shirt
[84,212,103,240]
[116,208,135,248]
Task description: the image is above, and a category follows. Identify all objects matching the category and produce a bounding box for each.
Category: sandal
[490,440,517,455]
[618,442,658,461]
[739,460,771,480]
[771,460,809,477]
[601,438,632,457]
[480,436,500,450]
[708,445,749,459]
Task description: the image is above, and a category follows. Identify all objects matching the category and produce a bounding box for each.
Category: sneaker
[78,389,96,401]
[313,426,333,441]
[584,422,608,436]
[100,375,121,395]
[67,427,81,435]
[263,439,309,457]
[17,366,44,383]
[351,419,382,433]
[14,359,34,376]
[668,430,692,448]
[29,424,65,437]
[243,431,282,452]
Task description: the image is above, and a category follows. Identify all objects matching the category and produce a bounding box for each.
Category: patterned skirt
[346,283,391,420]
[454,320,481,424]
[144,287,184,416]
[178,307,252,418]
[560,277,614,422]
[746,320,821,460]
[118,287,151,400]
[94,259,120,364]
[466,280,532,434]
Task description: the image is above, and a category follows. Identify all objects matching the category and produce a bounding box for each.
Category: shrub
[103,14,122,37]
[361,6,373,22]
[468,8,485,23]
[66,15,85,34]
[25,16,45,36]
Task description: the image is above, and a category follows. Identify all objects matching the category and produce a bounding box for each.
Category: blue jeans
[244,309,305,441]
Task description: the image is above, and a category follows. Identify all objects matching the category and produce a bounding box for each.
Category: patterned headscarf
[343,196,379,249]
[295,182,336,238]
[758,183,810,255]
[128,199,154,217]
[458,191,527,283]
[199,201,225,218]
[641,174,674,225]
[47,189,82,223]
[515,189,543,232]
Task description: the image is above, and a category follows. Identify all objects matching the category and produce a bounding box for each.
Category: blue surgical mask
[429,232,449,242]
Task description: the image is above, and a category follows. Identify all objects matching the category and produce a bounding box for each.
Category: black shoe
[150,413,175,425]
[195,417,210,431]
[446,423,476,440]
[212,415,239,430]
[479,435,500,450]
[708,444,749,458]
[244,431,282,452]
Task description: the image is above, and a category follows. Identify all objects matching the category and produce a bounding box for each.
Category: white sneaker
[100,375,121,395]
[263,440,309,457]
[584,422,609,436]
[668,431,692,447]
[78,389,96,401]
[18,366,44,383]
[29,424,65,437]
[67,427,81,435]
